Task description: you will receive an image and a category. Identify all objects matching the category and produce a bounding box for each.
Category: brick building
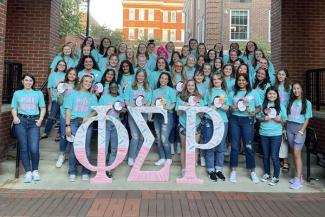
[122,0,185,48]
[0,0,325,158]
[184,0,271,49]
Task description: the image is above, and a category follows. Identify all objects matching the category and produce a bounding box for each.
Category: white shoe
[230,171,237,183]
[261,173,270,182]
[155,159,166,166]
[81,174,89,181]
[200,157,206,167]
[56,154,65,168]
[128,158,134,166]
[251,172,260,184]
[24,171,33,183]
[69,174,76,182]
[32,170,41,181]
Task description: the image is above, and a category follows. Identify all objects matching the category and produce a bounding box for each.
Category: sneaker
[290,177,303,190]
[229,171,237,183]
[32,170,41,181]
[154,159,166,166]
[56,154,65,168]
[261,173,271,182]
[250,172,260,184]
[69,174,76,182]
[200,157,206,167]
[24,171,33,183]
[128,158,134,166]
[81,174,89,181]
[106,171,113,178]
[215,171,226,181]
[208,171,218,181]
[268,177,279,186]
[289,176,304,184]
[40,133,48,139]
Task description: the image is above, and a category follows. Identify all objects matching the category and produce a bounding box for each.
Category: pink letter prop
[73,105,129,184]
[127,106,172,182]
[176,106,224,184]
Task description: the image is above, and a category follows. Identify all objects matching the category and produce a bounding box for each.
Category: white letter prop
[176,106,224,184]
[127,106,172,182]
[73,105,129,184]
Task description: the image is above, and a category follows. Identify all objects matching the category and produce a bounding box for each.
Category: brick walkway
[0,189,324,217]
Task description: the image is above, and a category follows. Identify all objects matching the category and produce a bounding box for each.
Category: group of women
[11,37,312,190]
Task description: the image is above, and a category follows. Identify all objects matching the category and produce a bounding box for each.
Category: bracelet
[66,124,70,127]
[298,130,304,135]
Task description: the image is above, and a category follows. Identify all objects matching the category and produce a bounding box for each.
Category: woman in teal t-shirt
[124,69,152,166]
[11,74,46,183]
[257,87,287,186]
[149,57,170,90]
[77,55,103,83]
[286,82,312,190]
[65,74,98,182]
[50,44,76,71]
[184,55,196,80]
[152,72,176,166]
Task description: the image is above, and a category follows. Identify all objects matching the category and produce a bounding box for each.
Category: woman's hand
[13,117,20,125]
[35,118,43,127]
[273,116,282,122]
[65,126,72,137]
[264,116,271,121]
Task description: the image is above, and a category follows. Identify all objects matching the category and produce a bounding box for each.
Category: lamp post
[86,0,90,36]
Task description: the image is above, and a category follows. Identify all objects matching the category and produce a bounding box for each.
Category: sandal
[282,163,290,173]
[40,133,48,139]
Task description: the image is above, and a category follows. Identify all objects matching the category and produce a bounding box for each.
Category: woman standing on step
[11,73,46,183]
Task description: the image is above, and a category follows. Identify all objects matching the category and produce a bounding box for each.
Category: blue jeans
[105,120,118,165]
[44,101,60,134]
[204,120,228,172]
[230,115,256,169]
[128,114,148,160]
[168,112,179,144]
[68,118,93,175]
[59,115,67,154]
[154,112,174,160]
[260,135,282,178]
[15,115,40,172]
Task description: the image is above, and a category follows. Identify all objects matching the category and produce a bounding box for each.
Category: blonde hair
[76,74,93,92]
[180,79,201,102]
[171,60,186,86]
[131,69,149,91]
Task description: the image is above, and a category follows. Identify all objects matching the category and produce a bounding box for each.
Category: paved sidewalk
[0,189,325,217]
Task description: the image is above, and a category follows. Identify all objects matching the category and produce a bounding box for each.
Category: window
[148,28,154,39]
[148,9,154,21]
[230,0,252,2]
[171,11,177,23]
[182,13,185,23]
[163,11,169,23]
[162,30,168,42]
[139,9,145,21]
[181,29,184,42]
[129,28,135,40]
[138,28,144,40]
[230,10,249,41]
[170,29,176,42]
[129,8,135,20]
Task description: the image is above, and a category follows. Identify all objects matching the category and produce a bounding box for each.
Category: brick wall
[5,0,61,88]
[205,0,222,49]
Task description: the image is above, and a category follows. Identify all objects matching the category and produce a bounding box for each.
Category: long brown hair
[209,74,227,95]
[274,68,291,92]
[131,69,149,91]
[287,81,307,115]
[180,79,201,102]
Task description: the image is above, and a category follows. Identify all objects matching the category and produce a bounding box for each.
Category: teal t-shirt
[148,71,162,90]
[11,89,46,115]
[147,53,157,71]
[134,66,152,77]
[229,89,262,117]
[278,84,291,107]
[123,84,152,106]
[204,88,230,122]
[76,48,100,64]
[254,82,271,103]
[152,86,176,110]
[59,83,75,117]
[119,74,135,91]
[196,83,208,99]
[225,77,235,94]
[98,57,108,73]
[99,94,124,119]
[184,66,195,80]
[176,95,204,128]
[64,90,98,119]
[47,72,66,102]
[287,100,313,124]
[241,54,254,65]
[78,69,103,83]
[259,103,287,136]
[50,55,76,71]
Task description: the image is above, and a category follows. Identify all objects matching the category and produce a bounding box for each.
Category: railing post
[315,70,320,111]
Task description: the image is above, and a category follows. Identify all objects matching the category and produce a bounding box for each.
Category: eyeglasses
[175,65,183,68]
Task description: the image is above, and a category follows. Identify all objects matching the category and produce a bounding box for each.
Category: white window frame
[148,9,155,21]
[129,28,135,40]
[182,13,185,23]
[138,28,145,40]
[170,29,176,42]
[148,28,154,40]
[163,11,169,23]
[129,8,135,20]
[162,29,168,42]
[181,29,184,42]
[171,11,177,23]
[139,8,145,21]
[229,9,250,41]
